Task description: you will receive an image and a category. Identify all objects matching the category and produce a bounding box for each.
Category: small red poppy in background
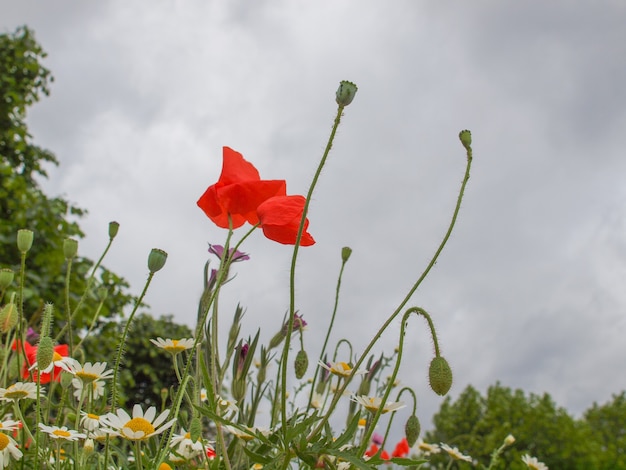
[392,437,410,458]
[365,444,390,460]
[257,195,315,246]
[197,147,286,229]
[12,340,71,384]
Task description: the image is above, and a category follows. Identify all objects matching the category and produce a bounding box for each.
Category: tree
[0,26,134,335]
[424,382,599,469]
[584,392,626,469]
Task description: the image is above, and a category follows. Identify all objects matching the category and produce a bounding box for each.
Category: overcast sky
[3,1,626,436]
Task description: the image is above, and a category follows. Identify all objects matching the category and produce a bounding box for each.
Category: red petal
[257,195,315,246]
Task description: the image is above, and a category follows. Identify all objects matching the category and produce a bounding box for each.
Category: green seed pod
[341,246,352,263]
[17,229,34,253]
[37,336,54,371]
[405,414,421,447]
[60,370,74,388]
[108,221,120,240]
[336,80,358,107]
[63,238,79,259]
[0,268,15,289]
[294,349,309,379]
[189,416,203,444]
[148,248,168,273]
[429,356,453,396]
[0,302,18,333]
[459,130,472,151]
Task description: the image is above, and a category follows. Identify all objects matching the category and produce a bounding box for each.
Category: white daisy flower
[0,432,22,467]
[352,395,405,414]
[103,404,176,441]
[150,337,194,355]
[80,411,106,431]
[200,388,208,402]
[217,395,239,415]
[88,428,114,443]
[0,382,40,401]
[39,423,86,441]
[415,439,441,456]
[318,361,367,378]
[72,378,105,401]
[441,443,472,462]
[522,454,549,470]
[0,419,20,432]
[170,427,210,460]
[73,362,113,384]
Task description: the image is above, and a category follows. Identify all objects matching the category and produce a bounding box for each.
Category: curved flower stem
[280,104,346,442]
[310,140,473,440]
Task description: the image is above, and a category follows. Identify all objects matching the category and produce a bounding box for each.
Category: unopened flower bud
[60,370,74,388]
[0,301,18,333]
[336,80,358,107]
[148,248,168,273]
[341,246,352,263]
[429,356,453,396]
[63,238,79,259]
[189,416,203,443]
[504,434,515,446]
[0,268,14,289]
[459,130,472,152]
[36,336,54,371]
[83,438,95,455]
[405,414,421,447]
[108,221,120,240]
[17,229,34,253]
[294,349,309,379]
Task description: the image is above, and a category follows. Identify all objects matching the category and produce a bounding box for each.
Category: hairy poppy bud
[60,370,74,388]
[108,221,120,240]
[0,300,18,333]
[37,336,54,371]
[294,349,309,379]
[336,80,358,107]
[63,238,79,259]
[459,130,472,152]
[429,356,452,396]
[17,229,34,253]
[189,416,203,444]
[341,246,352,263]
[405,414,421,447]
[0,268,14,289]
[148,248,168,273]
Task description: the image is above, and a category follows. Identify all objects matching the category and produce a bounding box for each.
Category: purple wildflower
[208,244,250,262]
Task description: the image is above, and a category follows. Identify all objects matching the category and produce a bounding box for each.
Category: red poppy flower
[256,195,315,246]
[13,340,71,384]
[392,437,410,458]
[197,147,286,229]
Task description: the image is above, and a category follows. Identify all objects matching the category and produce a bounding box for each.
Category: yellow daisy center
[0,433,9,450]
[184,432,191,439]
[53,429,71,438]
[76,370,99,383]
[4,389,27,400]
[87,413,100,420]
[124,417,155,436]
[52,351,63,362]
[164,340,186,353]
[158,464,172,470]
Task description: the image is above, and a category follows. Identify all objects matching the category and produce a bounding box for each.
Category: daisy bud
[108,221,120,240]
[83,438,95,455]
[294,349,309,379]
[37,336,54,371]
[0,268,14,289]
[341,246,352,262]
[459,130,472,152]
[504,434,515,446]
[429,356,453,396]
[0,300,18,333]
[148,248,168,273]
[336,80,358,107]
[189,416,203,443]
[63,238,79,259]
[17,229,34,253]
[405,414,421,447]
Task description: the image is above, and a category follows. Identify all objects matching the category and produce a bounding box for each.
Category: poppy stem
[280,103,347,442]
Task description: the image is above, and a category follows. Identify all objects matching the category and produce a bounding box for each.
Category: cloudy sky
[3,1,626,434]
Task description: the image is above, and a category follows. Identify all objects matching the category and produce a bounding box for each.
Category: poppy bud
[63,238,79,259]
[148,248,168,273]
[60,370,74,388]
[294,349,309,379]
[17,229,34,253]
[0,301,18,333]
[405,414,421,447]
[336,80,358,107]
[459,130,472,152]
[341,246,352,262]
[0,268,14,289]
[108,221,120,240]
[189,416,203,443]
[41,303,54,338]
[429,356,453,396]
[37,336,54,371]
